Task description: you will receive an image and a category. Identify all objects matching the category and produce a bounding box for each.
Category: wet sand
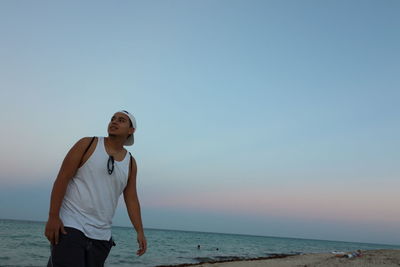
[184,249,400,267]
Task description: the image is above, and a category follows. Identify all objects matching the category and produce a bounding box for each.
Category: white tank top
[60,137,130,240]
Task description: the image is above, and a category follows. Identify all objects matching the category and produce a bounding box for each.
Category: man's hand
[44,215,67,245]
[136,231,147,256]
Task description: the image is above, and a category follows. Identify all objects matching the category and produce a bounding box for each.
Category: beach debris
[332,249,363,258]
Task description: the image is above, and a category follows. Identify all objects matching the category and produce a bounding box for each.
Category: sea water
[1,219,399,267]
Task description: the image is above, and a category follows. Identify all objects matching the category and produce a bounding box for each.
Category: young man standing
[45,110,147,267]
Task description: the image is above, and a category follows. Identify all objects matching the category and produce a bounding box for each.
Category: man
[45,110,147,267]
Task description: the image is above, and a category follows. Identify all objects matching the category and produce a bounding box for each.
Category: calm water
[1,219,399,267]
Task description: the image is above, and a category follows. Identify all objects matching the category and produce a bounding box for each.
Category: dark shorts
[47,227,115,267]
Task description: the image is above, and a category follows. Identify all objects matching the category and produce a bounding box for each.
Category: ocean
[1,219,399,267]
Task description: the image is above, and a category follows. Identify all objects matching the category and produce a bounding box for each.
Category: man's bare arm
[44,137,93,245]
[123,156,147,256]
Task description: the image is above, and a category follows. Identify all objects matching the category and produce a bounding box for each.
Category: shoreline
[156,254,298,267]
[159,249,400,267]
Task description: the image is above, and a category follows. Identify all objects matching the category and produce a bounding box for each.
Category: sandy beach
[189,250,400,267]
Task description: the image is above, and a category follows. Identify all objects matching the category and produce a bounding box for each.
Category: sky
[0,0,399,245]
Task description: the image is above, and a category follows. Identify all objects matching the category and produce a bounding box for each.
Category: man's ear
[129,128,136,134]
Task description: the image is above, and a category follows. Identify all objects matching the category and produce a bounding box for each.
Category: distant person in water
[44,110,147,267]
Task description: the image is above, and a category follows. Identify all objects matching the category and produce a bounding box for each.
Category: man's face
[108,112,135,137]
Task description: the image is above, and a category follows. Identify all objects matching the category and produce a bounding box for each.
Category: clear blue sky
[0,0,399,245]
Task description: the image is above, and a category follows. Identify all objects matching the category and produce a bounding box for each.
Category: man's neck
[105,135,125,152]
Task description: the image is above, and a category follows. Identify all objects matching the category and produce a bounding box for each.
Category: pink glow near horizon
[146,185,400,225]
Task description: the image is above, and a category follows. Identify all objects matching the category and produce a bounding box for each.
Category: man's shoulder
[72,136,98,149]
[79,136,98,142]
[128,152,137,168]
